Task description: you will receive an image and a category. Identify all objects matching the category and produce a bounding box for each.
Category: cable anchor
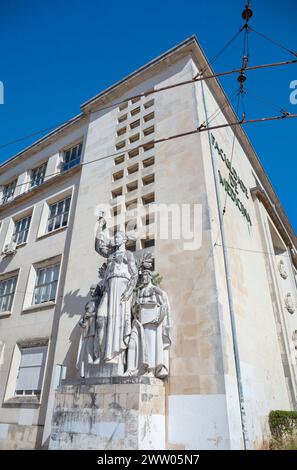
[242,2,253,27]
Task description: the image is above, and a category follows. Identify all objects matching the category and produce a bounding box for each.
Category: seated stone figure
[125,268,171,379]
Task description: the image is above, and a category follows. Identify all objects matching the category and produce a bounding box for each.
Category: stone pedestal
[49,376,165,450]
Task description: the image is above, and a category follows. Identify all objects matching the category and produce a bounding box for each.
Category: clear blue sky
[0,0,296,231]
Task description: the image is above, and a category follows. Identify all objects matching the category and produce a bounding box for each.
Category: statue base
[49,376,165,450]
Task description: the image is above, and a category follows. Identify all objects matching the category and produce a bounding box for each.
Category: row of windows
[3,195,71,251]
[0,142,82,205]
[0,262,60,314]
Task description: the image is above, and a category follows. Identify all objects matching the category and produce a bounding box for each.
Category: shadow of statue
[59,289,89,379]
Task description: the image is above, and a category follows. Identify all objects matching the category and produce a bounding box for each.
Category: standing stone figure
[125,268,171,379]
[95,214,138,375]
[76,284,102,378]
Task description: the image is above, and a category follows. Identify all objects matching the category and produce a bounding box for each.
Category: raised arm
[95,216,112,258]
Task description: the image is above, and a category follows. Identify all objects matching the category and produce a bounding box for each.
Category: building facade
[0,36,296,450]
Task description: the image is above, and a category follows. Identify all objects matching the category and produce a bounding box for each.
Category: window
[114,154,125,165]
[119,102,128,111]
[30,163,47,188]
[118,114,127,123]
[127,181,138,192]
[117,127,126,137]
[112,205,120,216]
[142,238,155,249]
[143,156,155,168]
[144,99,154,109]
[15,346,47,396]
[143,126,154,137]
[142,193,155,205]
[63,143,82,172]
[128,148,139,159]
[127,163,138,175]
[0,276,17,312]
[144,112,154,122]
[144,213,155,226]
[126,240,136,252]
[130,119,140,130]
[131,106,140,116]
[112,187,123,199]
[142,174,154,186]
[113,170,124,182]
[129,134,140,144]
[143,142,154,152]
[2,180,17,204]
[47,196,71,232]
[116,141,126,151]
[33,264,60,305]
[126,199,137,211]
[13,215,31,245]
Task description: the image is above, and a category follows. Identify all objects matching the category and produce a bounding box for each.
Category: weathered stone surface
[49,379,165,450]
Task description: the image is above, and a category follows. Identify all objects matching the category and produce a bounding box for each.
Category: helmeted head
[113,230,127,248]
[141,269,153,285]
[89,284,97,297]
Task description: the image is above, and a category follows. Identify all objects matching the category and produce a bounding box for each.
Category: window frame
[62,142,82,172]
[2,179,17,204]
[13,214,32,245]
[32,263,60,306]
[30,162,47,189]
[47,196,71,233]
[0,275,17,313]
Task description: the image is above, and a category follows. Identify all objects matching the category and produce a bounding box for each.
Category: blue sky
[0,0,296,231]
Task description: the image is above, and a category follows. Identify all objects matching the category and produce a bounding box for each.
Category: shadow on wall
[0,254,15,272]
[60,288,89,379]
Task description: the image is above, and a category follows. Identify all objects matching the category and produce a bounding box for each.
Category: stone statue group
[76,215,171,380]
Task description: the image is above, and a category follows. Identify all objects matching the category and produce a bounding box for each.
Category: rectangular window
[126,240,136,252]
[0,276,17,312]
[143,156,155,168]
[129,134,140,144]
[131,106,140,116]
[2,180,17,204]
[144,99,154,109]
[142,238,155,249]
[143,126,154,137]
[47,197,71,232]
[117,127,126,137]
[114,154,125,165]
[128,148,139,159]
[142,174,154,186]
[113,170,124,182]
[144,112,154,122]
[13,215,31,245]
[63,143,82,172]
[127,181,138,192]
[119,102,128,111]
[15,346,47,396]
[111,187,123,199]
[116,141,125,151]
[130,119,140,130]
[127,163,138,175]
[30,163,47,188]
[142,193,155,205]
[33,264,60,305]
[118,114,127,123]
